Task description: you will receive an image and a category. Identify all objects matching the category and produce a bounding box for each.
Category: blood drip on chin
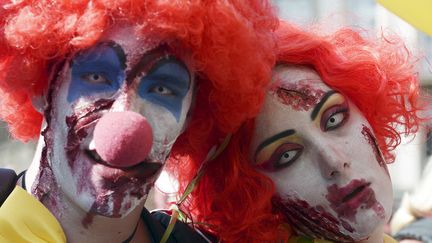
[81,181,154,228]
[272,196,355,242]
[361,125,389,176]
[271,82,325,112]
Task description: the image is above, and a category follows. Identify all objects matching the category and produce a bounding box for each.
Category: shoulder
[143,209,217,243]
[0,168,17,207]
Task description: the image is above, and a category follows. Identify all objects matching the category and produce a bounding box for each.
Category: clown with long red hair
[172,22,424,242]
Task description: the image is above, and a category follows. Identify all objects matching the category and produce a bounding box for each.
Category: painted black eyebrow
[255,129,296,157]
[126,45,169,85]
[146,57,191,90]
[310,90,337,121]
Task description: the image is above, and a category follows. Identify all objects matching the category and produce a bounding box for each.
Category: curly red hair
[174,22,423,242]
[0,0,277,143]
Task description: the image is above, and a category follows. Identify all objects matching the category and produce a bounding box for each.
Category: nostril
[343,162,350,168]
[93,111,153,167]
[330,170,339,177]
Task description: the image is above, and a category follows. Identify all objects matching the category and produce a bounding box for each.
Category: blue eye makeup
[138,58,191,121]
[67,43,126,102]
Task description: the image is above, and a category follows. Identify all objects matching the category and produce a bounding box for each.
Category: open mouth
[84,149,162,179]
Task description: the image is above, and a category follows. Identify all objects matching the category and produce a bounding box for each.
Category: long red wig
[0,0,277,144]
[174,22,423,242]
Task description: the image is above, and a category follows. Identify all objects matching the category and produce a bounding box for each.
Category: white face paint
[46,23,194,218]
[250,65,393,242]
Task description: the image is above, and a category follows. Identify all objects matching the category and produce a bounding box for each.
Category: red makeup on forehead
[272,196,355,242]
[270,80,325,112]
[361,125,389,176]
[326,179,385,222]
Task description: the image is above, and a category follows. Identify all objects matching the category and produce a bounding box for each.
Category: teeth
[89,140,96,150]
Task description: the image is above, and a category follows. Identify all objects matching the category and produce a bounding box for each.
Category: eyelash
[149,85,175,96]
[81,73,111,85]
[320,102,349,132]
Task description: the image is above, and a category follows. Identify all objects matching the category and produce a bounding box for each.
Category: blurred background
[1,0,431,209]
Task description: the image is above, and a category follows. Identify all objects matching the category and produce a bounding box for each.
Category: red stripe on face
[271,82,325,112]
[361,125,389,176]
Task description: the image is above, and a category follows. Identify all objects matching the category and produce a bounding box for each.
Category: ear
[31,94,46,114]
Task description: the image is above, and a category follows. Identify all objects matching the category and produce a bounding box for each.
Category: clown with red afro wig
[0,1,278,242]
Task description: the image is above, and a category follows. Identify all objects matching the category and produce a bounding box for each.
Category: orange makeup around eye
[256,142,303,172]
[255,135,302,165]
[313,93,346,128]
[320,101,349,131]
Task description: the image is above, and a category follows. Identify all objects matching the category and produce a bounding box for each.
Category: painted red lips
[326,179,382,221]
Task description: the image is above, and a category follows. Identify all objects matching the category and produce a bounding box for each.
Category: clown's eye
[320,102,349,132]
[255,143,304,172]
[325,112,346,131]
[81,73,111,85]
[276,149,302,168]
[150,85,174,96]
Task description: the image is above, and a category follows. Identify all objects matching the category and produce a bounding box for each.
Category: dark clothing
[394,218,432,243]
[0,168,215,243]
[146,209,216,243]
[0,168,17,207]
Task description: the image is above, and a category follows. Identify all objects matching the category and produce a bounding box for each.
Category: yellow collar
[0,186,66,242]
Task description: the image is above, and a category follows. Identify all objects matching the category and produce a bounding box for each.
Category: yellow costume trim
[0,186,66,243]
[378,0,432,36]
[383,233,398,243]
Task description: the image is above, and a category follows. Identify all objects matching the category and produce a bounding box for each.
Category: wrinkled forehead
[270,64,331,93]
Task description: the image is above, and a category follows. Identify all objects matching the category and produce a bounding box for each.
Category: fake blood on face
[361,125,389,176]
[326,179,385,222]
[273,196,354,242]
[81,180,154,228]
[31,61,67,202]
[65,99,115,170]
[271,82,325,112]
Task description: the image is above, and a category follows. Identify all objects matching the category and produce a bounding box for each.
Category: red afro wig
[0,0,277,143]
[175,22,423,242]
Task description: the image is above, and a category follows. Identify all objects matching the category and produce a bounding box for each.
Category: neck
[25,138,151,243]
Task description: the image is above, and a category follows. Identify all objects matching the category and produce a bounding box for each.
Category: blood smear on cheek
[272,196,355,242]
[361,125,389,176]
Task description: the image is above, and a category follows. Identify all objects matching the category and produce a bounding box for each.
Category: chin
[56,157,158,218]
[88,190,148,218]
[348,208,388,241]
[68,177,153,218]
[80,162,159,217]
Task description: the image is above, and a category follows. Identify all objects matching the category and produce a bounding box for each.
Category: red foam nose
[94,111,153,167]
